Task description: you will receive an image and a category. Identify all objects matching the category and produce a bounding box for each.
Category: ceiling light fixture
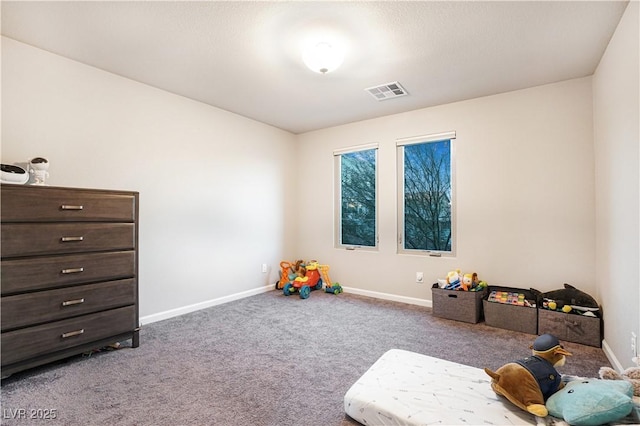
[302,41,344,74]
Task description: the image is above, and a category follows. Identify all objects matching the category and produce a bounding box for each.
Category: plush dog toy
[484,334,572,417]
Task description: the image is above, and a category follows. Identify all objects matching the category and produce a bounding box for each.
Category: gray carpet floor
[1,290,612,425]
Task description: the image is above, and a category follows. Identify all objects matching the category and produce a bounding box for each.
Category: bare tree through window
[403,140,452,252]
[340,149,376,246]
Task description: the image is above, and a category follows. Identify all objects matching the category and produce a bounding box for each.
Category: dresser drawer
[1,185,136,223]
[1,251,135,295]
[1,305,136,366]
[0,185,139,375]
[1,279,136,331]
[1,223,135,258]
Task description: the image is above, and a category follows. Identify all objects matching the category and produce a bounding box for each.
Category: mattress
[344,349,640,426]
[344,349,540,426]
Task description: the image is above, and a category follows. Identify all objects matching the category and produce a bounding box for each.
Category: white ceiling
[1,1,629,134]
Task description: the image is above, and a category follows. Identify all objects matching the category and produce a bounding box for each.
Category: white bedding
[344,349,640,426]
[344,349,537,425]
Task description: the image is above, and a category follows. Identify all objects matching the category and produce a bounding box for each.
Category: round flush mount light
[302,41,344,74]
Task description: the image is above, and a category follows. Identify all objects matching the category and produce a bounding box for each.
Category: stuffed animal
[293,259,306,278]
[484,334,571,417]
[461,272,478,291]
[540,283,599,311]
[599,365,640,398]
[546,379,634,425]
[445,269,461,290]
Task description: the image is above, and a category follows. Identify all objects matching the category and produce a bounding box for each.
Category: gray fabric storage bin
[482,286,539,334]
[538,308,602,347]
[431,285,487,324]
[483,300,538,334]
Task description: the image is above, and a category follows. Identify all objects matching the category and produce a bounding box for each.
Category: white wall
[3,9,637,371]
[593,1,639,370]
[1,37,298,320]
[296,78,596,303]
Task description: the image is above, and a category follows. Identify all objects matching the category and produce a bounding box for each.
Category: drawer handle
[61,267,84,274]
[62,298,85,307]
[61,329,84,339]
[61,236,84,242]
[61,205,84,210]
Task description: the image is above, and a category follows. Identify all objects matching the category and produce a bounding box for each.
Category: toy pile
[439,269,487,291]
[486,334,637,425]
[487,290,536,307]
[538,283,600,318]
[276,259,342,299]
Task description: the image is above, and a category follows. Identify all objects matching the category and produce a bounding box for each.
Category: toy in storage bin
[431,283,487,324]
[536,284,603,347]
[483,286,539,334]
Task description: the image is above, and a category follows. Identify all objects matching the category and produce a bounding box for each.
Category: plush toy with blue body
[546,379,634,426]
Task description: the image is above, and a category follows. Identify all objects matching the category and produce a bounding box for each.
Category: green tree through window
[402,139,452,252]
[340,149,376,247]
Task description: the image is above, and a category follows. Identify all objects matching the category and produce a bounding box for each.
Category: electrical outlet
[416,272,424,283]
[261,264,267,273]
[632,332,637,356]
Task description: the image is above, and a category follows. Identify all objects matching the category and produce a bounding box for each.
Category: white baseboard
[602,339,625,372]
[342,286,432,308]
[140,285,430,326]
[140,284,273,326]
[141,287,631,376]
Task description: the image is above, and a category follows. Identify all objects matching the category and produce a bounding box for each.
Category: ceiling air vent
[365,81,408,101]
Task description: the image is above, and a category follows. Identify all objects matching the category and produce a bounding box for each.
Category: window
[397,132,455,255]
[334,144,378,249]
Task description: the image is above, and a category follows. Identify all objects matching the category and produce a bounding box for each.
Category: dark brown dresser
[1,184,139,377]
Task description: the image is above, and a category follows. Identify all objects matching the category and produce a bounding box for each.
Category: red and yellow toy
[283,260,323,299]
[279,260,343,298]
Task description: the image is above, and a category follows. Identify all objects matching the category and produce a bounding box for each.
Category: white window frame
[334,143,379,250]
[396,131,456,257]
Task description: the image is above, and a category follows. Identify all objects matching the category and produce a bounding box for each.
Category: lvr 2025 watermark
[2,408,58,420]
